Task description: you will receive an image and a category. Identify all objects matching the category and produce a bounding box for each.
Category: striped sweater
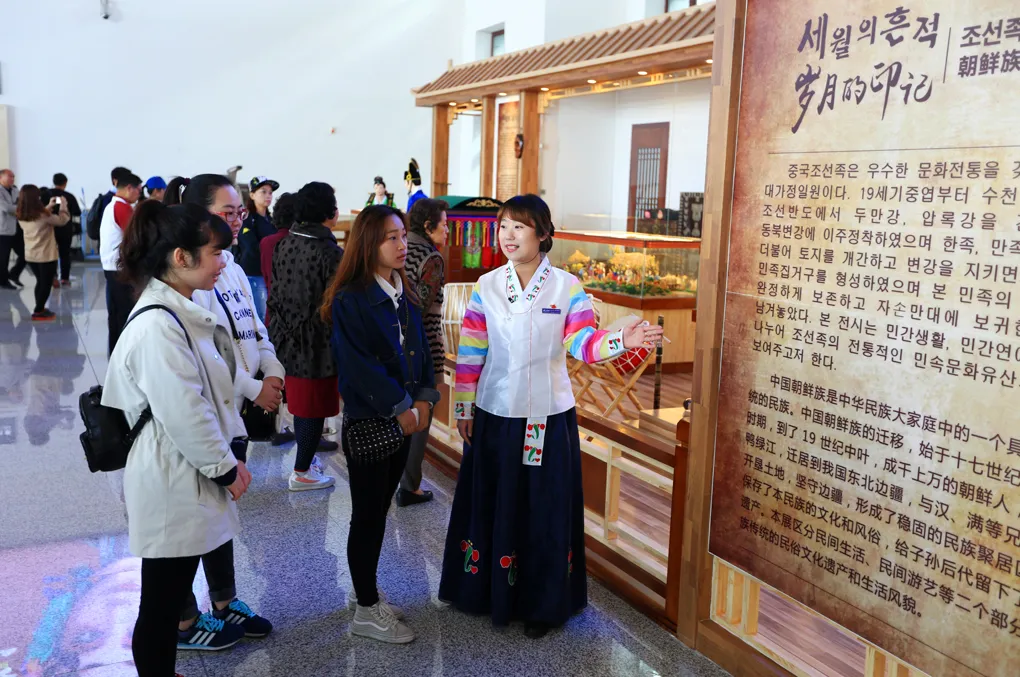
[405,232,446,375]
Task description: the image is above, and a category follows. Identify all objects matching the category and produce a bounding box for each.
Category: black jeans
[180,539,237,621]
[105,270,134,356]
[346,436,411,607]
[0,228,26,284]
[134,554,202,677]
[294,415,325,472]
[55,225,73,281]
[26,261,57,313]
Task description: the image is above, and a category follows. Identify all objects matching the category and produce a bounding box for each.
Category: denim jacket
[331,279,440,419]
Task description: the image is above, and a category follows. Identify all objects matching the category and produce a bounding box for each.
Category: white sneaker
[288,466,335,492]
[351,602,415,644]
[347,587,405,620]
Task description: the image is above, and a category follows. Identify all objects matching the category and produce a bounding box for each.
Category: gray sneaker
[347,587,405,620]
[288,466,335,492]
[351,603,415,644]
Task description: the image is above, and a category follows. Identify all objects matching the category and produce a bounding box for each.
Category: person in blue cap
[144,176,167,203]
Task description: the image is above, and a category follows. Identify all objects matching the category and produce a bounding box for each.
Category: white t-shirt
[99,196,133,272]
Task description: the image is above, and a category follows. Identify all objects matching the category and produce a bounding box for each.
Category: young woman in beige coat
[101,201,251,676]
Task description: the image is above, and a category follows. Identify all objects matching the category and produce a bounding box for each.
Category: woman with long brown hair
[321,204,439,644]
[16,184,69,321]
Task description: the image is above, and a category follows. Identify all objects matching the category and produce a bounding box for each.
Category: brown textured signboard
[710,2,1020,675]
[496,100,520,202]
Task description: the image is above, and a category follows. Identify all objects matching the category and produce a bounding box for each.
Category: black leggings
[55,225,73,281]
[27,261,57,313]
[294,415,324,472]
[346,436,411,607]
[180,539,237,621]
[134,554,202,677]
[105,270,134,356]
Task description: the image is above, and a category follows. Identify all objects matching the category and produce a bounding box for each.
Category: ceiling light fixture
[498,92,507,96]
[638,70,648,76]
[449,102,457,106]
[587,79,597,84]
[706,59,714,64]
[540,87,549,91]
[471,98,479,103]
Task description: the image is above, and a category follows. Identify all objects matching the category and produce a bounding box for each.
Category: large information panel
[711,2,1020,675]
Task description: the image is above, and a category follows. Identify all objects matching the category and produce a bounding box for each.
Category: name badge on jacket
[541,305,561,315]
[523,416,548,466]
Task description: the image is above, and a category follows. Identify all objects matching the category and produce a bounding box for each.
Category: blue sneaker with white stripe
[177,612,244,651]
[213,599,273,638]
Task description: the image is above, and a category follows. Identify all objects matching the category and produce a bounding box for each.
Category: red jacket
[260,228,289,324]
[260,228,290,294]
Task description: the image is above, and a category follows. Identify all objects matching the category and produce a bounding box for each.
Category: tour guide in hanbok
[438,194,664,638]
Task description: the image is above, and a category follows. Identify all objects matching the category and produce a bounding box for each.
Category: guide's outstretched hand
[622,319,665,349]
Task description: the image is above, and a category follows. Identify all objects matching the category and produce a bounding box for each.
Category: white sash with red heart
[523,417,548,466]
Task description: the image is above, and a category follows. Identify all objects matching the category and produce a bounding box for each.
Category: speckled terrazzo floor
[0,264,732,677]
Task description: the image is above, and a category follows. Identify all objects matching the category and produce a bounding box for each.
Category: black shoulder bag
[79,305,191,473]
[215,289,277,441]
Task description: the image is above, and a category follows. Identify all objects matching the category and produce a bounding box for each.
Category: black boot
[523,623,549,639]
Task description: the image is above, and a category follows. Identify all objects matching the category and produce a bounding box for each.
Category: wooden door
[627,122,670,232]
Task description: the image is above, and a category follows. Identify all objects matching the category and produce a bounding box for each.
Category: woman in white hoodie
[164,174,276,648]
[101,201,251,676]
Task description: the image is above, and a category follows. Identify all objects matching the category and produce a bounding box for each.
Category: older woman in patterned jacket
[395,198,449,507]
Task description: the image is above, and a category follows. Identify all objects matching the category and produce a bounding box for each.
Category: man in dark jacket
[49,173,82,286]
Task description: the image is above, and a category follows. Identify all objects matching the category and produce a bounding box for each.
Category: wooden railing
[711,558,930,677]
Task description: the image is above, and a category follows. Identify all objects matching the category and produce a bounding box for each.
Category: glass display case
[550,230,701,308]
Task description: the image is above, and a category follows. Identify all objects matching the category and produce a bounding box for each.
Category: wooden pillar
[518,90,540,196]
[431,105,450,198]
[678,0,747,648]
[480,96,496,198]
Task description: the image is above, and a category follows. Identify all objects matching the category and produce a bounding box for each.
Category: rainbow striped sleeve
[563,283,626,364]
[454,282,488,419]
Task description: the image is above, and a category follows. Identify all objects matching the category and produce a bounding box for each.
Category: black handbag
[79,305,191,472]
[215,289,277,441]
[342,413,405,466]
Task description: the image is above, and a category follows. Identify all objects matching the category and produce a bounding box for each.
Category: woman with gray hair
[395,197,449,507]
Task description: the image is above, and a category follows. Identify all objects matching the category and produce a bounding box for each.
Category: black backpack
[85,192,111,242]
[79,305,191,473]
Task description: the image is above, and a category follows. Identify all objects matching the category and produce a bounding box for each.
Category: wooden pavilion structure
[412,2,716,199]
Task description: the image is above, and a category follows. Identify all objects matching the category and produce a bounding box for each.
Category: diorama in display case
[550,230,701,306]
[549,230,702,369]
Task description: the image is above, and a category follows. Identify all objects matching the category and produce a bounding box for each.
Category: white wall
[609,79,712,220]
[544,0,630,43]
[541,95,617,226]
[540,78,711,230]
[0,0,463,210]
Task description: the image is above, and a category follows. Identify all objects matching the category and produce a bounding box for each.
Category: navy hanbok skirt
[438,407,587,627]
